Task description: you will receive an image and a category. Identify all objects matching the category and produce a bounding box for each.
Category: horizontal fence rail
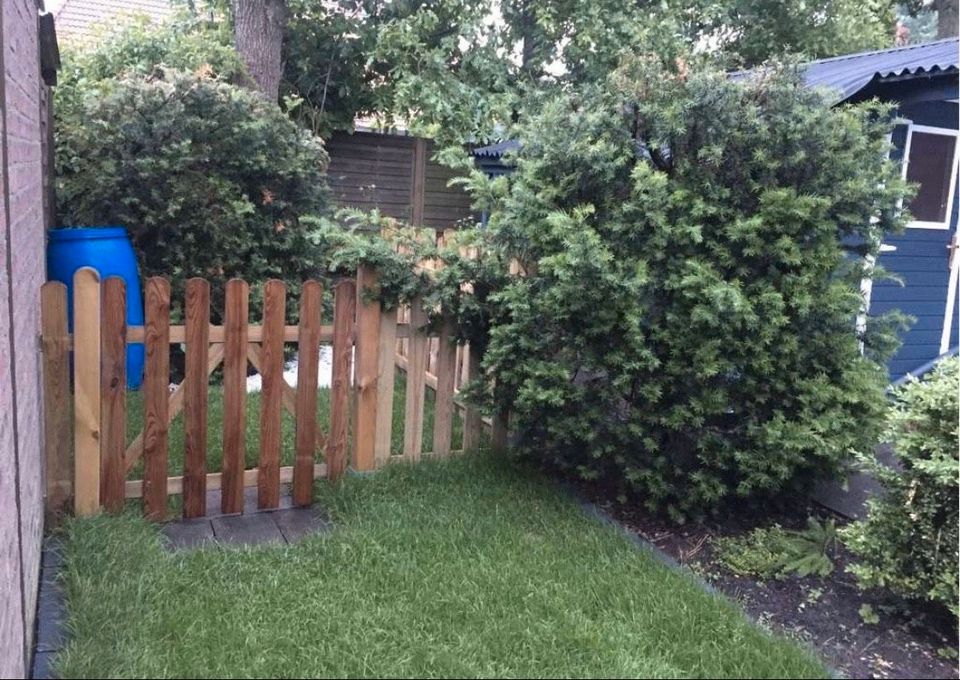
[41,266,491,520]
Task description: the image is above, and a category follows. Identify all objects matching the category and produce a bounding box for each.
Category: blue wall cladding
[870,100,959,381]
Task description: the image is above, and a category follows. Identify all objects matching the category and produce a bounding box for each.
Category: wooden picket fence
[41,264,494,521]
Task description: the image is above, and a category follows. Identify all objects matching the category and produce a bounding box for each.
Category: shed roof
[799,37,958,101]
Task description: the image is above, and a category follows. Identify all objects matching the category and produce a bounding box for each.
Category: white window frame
[900,122,960,230]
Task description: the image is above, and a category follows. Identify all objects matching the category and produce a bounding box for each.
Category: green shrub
[714,518,838,580]
[55,68,330,321]
[843,357,960,619]
[480,58,908,520]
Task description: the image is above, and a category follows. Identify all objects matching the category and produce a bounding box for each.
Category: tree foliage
[55,69,330,321]
[843,358,960,620]
[471,60,908,519]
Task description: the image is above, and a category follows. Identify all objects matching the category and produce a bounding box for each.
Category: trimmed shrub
[480,59,908,520]
[844,357,960,619]
[55,68,329,321]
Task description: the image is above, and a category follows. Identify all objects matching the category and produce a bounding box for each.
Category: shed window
[902,125,959,229]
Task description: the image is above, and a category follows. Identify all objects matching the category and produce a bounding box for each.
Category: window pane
[906,131,956,224]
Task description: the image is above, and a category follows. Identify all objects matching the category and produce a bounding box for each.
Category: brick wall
[0,1,49,676]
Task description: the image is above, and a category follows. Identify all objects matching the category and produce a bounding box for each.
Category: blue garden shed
[473,38,960,382]
[807,38,959,380]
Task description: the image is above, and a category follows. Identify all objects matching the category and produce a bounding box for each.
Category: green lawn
[55,454,827,678]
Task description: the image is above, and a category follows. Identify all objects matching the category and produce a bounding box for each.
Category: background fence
[41,264,498,521]
[326,131,475,230]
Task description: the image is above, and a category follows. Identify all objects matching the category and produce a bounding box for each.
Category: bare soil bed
[574,484,958,680]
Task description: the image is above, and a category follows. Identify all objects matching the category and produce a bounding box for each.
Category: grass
[125,372,464,478]
[55,454,827,678]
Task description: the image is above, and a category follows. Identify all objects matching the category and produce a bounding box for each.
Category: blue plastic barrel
[47,226,145,389]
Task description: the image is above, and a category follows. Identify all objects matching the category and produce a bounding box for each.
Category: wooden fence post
[353,265,380,472]
[327,280,355,480]
[72,267,101,516]
[99,277,126,513]
[41,281,71,521]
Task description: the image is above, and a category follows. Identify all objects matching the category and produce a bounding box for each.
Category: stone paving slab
[161,518,217,551]
[210,512,287,547]
[274,507,332,543]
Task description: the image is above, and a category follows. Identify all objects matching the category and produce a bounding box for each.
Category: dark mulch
[572,482,958,680]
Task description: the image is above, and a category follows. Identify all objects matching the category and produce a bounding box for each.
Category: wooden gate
[41,265,490,521]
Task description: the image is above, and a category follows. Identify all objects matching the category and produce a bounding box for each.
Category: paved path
[161,485,331,550]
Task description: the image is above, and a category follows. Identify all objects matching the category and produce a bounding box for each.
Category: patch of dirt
[575,485,958,679]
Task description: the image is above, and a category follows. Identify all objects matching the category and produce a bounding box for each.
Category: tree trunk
[937,0,959,38]
[231,0,287,101]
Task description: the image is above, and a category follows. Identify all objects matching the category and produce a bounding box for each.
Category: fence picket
[222,279,249,514]
[374,307,398,465]
[461,343,482,451]
[293,281,323,506]
[183,278,210,518]
[143,277,171,520]
[354,265,380,472]
[100,278,126,513]
[402,297,428,461]
[432,316,457,457]
[258,280,286,510]
[41,282,71,521]
[327,280,356,480]
[73,267,101,516]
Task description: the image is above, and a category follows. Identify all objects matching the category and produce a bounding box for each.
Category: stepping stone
[161,519,216,551]
[273,507,331,544]
[211,513,285,547]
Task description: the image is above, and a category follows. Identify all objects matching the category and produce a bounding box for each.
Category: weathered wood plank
[327,280,355,480]
[41,282,71,521]
[221,279,249,515]
[432,316,457,457]
[72,268,101,517]
[293,280,322,506]
[183,278,210,519]
[100,278,126,513]
[125,464,327,499]
[125,324,335,344]
[402,297,429,461]
[142,277,171,520]
[353,265,380,472]
[257,280,286,510]
[374,306,398,465]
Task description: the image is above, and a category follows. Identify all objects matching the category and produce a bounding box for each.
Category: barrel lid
[49,226,128,241]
